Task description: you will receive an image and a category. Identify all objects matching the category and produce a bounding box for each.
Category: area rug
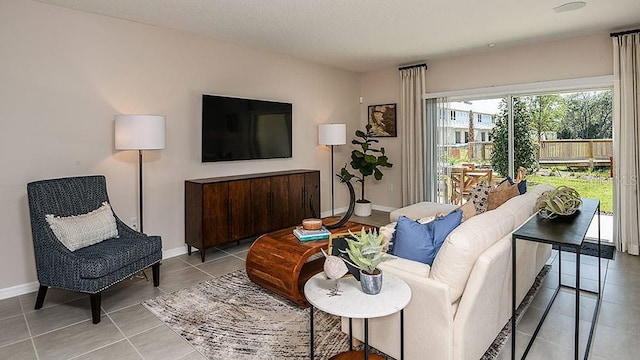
[142,270,353,359]
[143,266,550,360]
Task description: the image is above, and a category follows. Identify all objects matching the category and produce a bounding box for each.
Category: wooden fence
[538,139,612,169]
[445,139,612,169]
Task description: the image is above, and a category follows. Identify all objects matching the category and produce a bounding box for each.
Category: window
[426,82,614,243]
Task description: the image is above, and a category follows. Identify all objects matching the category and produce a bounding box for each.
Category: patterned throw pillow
[487,180,520,210]
[469,181,492,214]
[45,202,118,251]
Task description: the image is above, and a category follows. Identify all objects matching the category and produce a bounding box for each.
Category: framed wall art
[367,103,397,137]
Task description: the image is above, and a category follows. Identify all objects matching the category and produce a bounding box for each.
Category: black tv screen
[202,94,293,162]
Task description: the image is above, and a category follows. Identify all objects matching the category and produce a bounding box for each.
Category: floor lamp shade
[318,124,346,217]
[114,114,166,234]
[115,115,166,150]
[318,124,347,146]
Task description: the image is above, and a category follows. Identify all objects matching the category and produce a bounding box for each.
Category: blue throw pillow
[430,210,463,248]
[391,216,433,264]
[391,210,463,266]
[517,180,527,194]
[503,176,527,194]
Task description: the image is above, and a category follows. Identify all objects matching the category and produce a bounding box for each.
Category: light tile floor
[0,241,251,360]
[498,249,640,360]
[1,214,639,359]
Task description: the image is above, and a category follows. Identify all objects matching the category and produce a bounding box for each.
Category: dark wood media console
[185,170,320,262]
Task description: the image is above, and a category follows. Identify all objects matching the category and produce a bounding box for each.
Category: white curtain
[613,32,640,255]
[400,65,427,206]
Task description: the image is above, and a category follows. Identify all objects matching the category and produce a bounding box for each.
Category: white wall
[357,69,402,208]
[0,0,360,294]
[0,1,616,296]
[359,32,614,209]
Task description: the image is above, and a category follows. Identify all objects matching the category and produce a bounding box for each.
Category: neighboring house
[441,103,497,145]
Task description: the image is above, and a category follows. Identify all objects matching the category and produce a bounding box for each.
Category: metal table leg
[511,236,517,360]
[349,318,353,351]
[309,305,314,359]
[575,248,580,360]
[401,309,405,360]
[364,318,369,360]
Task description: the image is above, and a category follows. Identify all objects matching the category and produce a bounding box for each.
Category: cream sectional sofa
[343,184,554,360]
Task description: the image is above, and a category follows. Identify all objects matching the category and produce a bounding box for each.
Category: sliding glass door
[425,87,613,242]
[426,96,506,204]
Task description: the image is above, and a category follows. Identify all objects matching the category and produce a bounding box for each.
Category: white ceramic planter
[354,201,372,217]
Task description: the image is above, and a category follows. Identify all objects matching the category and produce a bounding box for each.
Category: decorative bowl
[302,218,323,230]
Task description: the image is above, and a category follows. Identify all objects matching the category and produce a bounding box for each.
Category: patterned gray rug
[143,266,550,360]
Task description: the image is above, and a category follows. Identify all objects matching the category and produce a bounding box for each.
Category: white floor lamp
[318,124,346,216]
[115,114,166,233]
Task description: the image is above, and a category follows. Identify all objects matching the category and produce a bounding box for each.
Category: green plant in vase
[340,227,386,294]
[340,124,393,217]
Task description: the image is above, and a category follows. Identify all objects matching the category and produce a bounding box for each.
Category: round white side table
[304,271,412,359]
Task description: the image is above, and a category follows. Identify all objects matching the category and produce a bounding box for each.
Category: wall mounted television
[202,94,293,162]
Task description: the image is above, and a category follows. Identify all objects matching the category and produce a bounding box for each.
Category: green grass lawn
[528,174,613,213]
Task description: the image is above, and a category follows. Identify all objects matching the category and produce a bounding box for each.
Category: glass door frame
[423,76,613,205]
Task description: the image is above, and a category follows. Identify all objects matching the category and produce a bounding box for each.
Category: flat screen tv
[202,94,293,162]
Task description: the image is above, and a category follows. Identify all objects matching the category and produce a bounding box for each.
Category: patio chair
[450,167,493,204]
[27,175,162,324]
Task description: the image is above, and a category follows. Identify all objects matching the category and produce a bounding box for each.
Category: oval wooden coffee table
[245,220,371,307]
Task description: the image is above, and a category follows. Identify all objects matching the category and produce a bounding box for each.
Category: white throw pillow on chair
[45,202,118,251]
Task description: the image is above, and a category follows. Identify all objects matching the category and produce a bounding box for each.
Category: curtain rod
[398,63,427,71]
[610,28,640,37]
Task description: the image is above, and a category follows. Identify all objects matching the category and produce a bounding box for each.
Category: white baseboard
[321,204,397,218]
[163,245,189,259]
[373,204,398,213]
[0,281,40,301]
[0,245,191,301]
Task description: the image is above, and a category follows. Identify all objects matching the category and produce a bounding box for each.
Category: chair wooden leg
[90,293,101,324]
[152,262,160,287]
[35,285,48,310]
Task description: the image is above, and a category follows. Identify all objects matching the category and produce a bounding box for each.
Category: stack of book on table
[293,226,331,241]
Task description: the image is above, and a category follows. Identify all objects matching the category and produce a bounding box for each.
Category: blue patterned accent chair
[27,175,162,324]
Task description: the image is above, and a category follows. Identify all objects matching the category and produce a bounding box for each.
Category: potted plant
[340,124,393,217]
[535,186,582,219]
[340,227,386,295]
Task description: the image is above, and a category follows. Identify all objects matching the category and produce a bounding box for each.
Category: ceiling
[36,0,640,73]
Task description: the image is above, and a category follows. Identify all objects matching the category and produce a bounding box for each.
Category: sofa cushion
[430,209,515,303]
[75,236,162,279]
[457,201,477,222]
[379,222,397,252]
[392,211,462,266]
[487,180,520,211]
[45,202,118,252]
[380,253,431,278]
[499,184,554,225]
